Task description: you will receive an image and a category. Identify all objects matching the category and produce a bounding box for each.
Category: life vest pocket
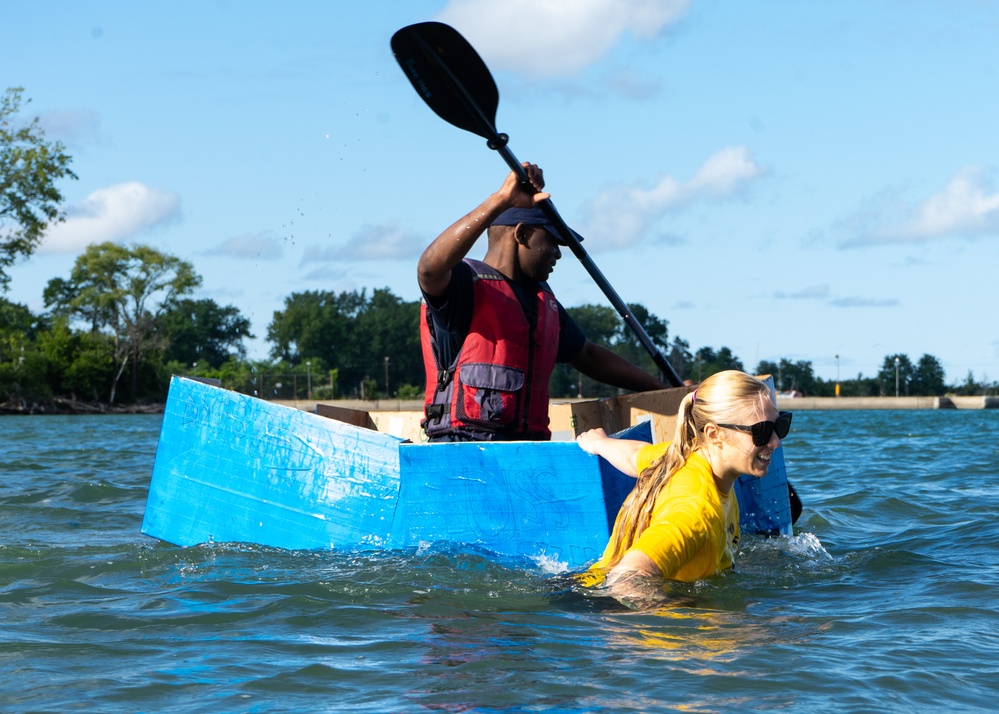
[455,362,524,426]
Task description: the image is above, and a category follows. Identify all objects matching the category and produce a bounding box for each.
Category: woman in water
[576,370,791,607]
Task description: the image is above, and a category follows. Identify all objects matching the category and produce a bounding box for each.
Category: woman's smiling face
[712,401,782,480]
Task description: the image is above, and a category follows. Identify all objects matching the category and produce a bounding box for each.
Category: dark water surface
[2,411,997,712]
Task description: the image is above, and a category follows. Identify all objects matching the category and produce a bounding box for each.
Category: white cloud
[775,284,831,300]
[436,0,689,77]
[301,223,424,264]
[40,182,181,254]
[829,296,898,308]
[207,231,284,260]
[893,168,999,238]
[840,167,999,248]
[579,146,764,248]
[688,147,763,197]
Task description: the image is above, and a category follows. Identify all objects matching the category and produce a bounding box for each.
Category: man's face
[518,226,562,282]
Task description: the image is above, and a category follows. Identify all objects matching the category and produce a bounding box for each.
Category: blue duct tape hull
[392,441,638,567]
[142,377,792,569]
[140,378,403,550]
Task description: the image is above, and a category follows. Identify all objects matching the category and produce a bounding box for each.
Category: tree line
[2,85,994,409]
[2,241,994,409]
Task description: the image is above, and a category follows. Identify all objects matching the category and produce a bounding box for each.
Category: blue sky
[5,0,998,384]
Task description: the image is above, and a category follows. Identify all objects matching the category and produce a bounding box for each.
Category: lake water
[1,410,997,712]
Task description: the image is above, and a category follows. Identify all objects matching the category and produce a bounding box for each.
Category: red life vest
[421,259,561,440]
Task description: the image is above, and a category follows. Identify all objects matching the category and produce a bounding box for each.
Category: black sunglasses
[716,411,792,446]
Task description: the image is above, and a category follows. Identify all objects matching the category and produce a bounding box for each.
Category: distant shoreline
[277,395,999,413]
[0,397,164,416]
[774,395,998,410]
[3,394,996,416]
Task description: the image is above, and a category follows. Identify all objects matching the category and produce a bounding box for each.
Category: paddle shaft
[401,27,683,387]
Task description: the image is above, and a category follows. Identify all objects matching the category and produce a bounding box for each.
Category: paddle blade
[391,22,500,141]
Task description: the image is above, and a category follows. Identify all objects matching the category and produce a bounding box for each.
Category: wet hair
[601,370,773,569]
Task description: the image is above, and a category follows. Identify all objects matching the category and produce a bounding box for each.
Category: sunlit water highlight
[2,411,997,712]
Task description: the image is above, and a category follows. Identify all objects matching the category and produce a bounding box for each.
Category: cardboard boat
[141,376,793,569]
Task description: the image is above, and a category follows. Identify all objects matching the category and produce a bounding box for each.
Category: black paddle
[391,21,684,388]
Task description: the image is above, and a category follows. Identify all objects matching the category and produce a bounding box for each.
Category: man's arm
[569,339,670,392]
[417,164,548,297]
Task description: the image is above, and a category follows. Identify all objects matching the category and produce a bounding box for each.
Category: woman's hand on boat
[575,427,609,455]
[576,428,644,477]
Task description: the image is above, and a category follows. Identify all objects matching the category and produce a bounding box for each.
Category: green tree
[667,337,693,382]
[37,319,114,402]
[160,298,253,369]
[835,372,881,397]
[911,354,947,396]
[693,346,744,382]
[756,358,817,395]
[0,297,41,400]
[560,303,626,398]
[267,289,367,366]
[555,302,671,398]
[0,297,42,366]
[614,303,671,381]
[877,353,913,396]
[1,87,78,290]
[0,341,52,403]
[353,288,421,397]
[44,242,200,404]
[566,304,620,346]
[0,305,116,405]
[267,288,422,399]
[954,369,980,396]
[0,296,40,337]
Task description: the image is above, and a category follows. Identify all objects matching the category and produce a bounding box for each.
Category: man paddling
[418,163,669,442]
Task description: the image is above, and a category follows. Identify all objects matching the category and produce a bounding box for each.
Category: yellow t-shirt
[586,442,740,584]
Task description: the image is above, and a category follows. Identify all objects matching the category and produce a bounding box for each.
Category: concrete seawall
[774,395,999,410]
[277,395,998,413]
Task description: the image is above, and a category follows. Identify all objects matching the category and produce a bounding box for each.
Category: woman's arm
[600,551,667,609]
[575,427,645,477]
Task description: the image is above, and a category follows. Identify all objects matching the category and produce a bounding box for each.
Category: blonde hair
[601,370,773,568]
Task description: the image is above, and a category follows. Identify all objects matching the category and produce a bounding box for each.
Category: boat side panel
[735,444,792,536]
[393,442,615,569]
[736,374,793,535]
[141,377,402,549]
